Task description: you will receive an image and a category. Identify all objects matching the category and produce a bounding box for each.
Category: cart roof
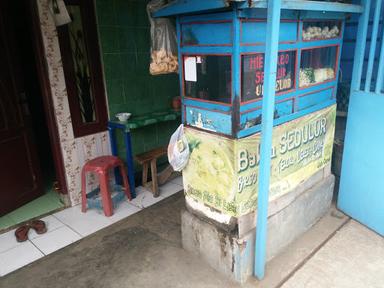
[153,0,363,17]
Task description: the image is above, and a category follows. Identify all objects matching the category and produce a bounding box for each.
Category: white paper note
[184,57,197,82]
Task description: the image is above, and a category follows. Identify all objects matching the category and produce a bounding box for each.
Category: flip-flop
[30,220,47,235]
[15,225,30,242]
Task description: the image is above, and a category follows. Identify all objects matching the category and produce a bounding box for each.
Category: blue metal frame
[177,11,344,137]
[154,0,363,281]
[338,0,384,236]
[108,122,137,198]
[254,0,282,279]
[153,0,363,17]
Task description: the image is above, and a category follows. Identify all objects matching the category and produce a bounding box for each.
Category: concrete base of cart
[181,166,334,284]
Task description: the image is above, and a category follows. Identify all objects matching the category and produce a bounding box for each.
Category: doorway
[0,0,65,230]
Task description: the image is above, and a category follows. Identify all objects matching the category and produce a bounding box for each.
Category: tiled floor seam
[0,241,21,255]
[30,225,64,241]
[0,178,184,276]
[276,217,352,288]
[28,239,47,256]
[50,214,84,238]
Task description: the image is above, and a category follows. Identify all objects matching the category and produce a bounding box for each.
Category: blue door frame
[338,0,384,236]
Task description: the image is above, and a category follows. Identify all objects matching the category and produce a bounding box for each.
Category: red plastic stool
[81,156,131,217]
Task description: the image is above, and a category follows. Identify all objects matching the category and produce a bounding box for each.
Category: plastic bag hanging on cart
[168,125,189,171]
[147,0,178,75]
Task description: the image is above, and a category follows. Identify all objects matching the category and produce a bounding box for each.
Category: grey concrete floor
[0,193,238,288]
[1,192,383,288]
[281,220,384,288]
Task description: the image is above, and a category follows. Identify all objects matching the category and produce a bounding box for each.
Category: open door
[338,0,384,236]
[0,1,44,216]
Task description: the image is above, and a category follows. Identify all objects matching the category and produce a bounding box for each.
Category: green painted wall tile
[103,53,123,80]
[115,0,149,28]
[120,52,140,74]
[107,78,125,105]
[96,0,116,26]
[118,27,137,53]
[96,0,180,175]
[99,26,120,54]
[133,27,150,53]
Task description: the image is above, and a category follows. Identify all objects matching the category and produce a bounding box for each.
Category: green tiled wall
[95,0,180,171]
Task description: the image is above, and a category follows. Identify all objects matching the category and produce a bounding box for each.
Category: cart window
[241,50,296,102]
[302,21,341,41]
[183,55,231,104]
[299,46,337,88]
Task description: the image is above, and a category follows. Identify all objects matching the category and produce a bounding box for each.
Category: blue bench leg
[124,131,136,198]
[108,127,123,186]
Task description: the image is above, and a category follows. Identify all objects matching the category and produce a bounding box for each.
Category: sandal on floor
[30,220,47,235]
[15,225,30,242]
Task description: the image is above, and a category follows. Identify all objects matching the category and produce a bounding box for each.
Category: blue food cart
[154,0,363,282]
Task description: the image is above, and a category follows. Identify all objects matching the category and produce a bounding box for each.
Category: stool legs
[142,162,149,188]
[150,159,159,197]
[99,172,114,217]
[119,164,132,200]
[81,168,87,213]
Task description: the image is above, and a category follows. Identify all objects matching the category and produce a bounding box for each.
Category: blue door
[338,0,384,236]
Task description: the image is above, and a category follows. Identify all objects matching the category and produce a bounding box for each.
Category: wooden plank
[142,162,149,186]
[158,165,174,186]
[135,147,167,164]
[151,159,159,197]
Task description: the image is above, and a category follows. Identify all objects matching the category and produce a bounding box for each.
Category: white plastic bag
[147,0,178,75]
[168,124,190,171]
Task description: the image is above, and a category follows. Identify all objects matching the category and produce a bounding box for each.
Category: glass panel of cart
[241,50,296,102]
[183,55,232,104]
[302,21,342,41]
[299,46,338,88]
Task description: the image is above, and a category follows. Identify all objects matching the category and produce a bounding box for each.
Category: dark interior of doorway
[0,1,64,230]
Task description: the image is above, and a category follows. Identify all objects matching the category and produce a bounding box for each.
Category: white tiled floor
[32,226,82,255]
[0,176,183,277]
[0,241,44,276]
[28,215,65,240]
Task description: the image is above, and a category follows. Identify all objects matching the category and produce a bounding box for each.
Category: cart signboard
[183,105,336,217]
[242,50,296,102]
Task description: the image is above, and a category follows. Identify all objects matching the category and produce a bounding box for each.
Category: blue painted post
[375,24,384,94]
[233,5,241,137]
[176,17,185,123]
[108,125,122,185]
[351,0,371,92]
[254,0,282,280]
[123,130,136,198]
[364,0,382,92]
[108,125,118,156]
